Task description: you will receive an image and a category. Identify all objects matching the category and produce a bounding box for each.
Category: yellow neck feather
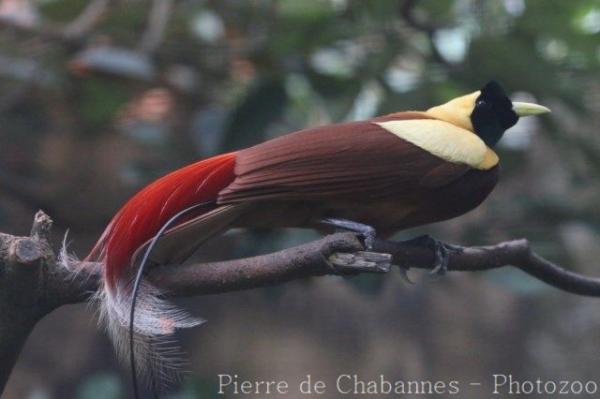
[374,117,498,170]
[424,91,480,132]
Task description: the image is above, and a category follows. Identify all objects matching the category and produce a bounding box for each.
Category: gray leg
[320,218,377,250]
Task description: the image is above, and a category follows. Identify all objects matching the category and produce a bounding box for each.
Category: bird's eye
[476,99,486,107]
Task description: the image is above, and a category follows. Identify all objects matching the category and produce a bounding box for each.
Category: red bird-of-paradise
[67,81,550,384]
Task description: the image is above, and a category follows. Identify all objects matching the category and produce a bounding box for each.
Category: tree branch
[137,0,174,55]
[63,0,112,38]
[2,211,600,394]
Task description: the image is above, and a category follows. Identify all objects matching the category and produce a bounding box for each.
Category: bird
[74,80,549,386]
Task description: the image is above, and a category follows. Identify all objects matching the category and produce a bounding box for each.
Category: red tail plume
[87,152,237,289]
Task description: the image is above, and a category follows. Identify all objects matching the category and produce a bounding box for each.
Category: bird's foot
[403,235,464,276]
[320,218,377,250]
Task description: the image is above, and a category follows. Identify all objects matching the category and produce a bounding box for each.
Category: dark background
[1,0,599,398]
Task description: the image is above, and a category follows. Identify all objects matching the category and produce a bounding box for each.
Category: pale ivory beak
[512,102,551,116]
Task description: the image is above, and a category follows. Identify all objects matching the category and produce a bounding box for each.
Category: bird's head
[426,81,550,147]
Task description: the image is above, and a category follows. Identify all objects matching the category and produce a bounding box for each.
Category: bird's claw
[404,235,463,276]
[430,243,450,276]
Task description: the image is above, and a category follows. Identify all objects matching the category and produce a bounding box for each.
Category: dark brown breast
[393,165,500,230]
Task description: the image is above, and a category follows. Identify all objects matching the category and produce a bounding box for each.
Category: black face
[470,81,518,147]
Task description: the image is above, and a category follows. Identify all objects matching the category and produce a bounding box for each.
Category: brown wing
[132,204,249,266]
[217,112,471,204]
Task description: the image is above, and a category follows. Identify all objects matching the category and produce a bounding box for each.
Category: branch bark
[137,0,174,55]
[1,211,600,394]
[64,0,112,38]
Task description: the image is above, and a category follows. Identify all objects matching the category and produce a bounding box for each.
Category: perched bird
[76,81,549,382]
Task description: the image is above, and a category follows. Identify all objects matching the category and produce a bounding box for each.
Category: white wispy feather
[59,237,203,384]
